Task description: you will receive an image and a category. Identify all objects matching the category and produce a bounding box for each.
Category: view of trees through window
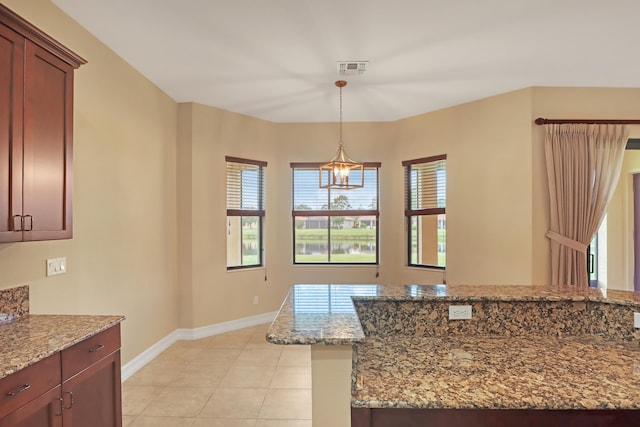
[292,165,379,264]
[238,215,260,265]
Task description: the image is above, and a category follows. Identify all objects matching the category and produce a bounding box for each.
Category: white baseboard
[176,310,277,340]
[120,311,277,382]
[120,330,179,382]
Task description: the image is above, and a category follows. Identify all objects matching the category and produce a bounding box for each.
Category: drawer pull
[89,344,105,353]
[6,384,30,396]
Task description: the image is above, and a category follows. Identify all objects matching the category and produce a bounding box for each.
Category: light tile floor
[122,323,312,427]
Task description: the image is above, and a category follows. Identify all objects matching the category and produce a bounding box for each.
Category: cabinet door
[0,386,63,427]
[22,40,73,241]
[62,350,122,427]
[0,23,23,243]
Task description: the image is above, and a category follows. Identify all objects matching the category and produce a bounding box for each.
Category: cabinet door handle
[89,344,105,353]
[12,215,23,231]
[63,391,74,410]
[24,215,33,231]
[6,383,30,396]
[55,397,64,416]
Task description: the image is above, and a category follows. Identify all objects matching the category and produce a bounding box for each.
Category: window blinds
[226,156,266,216]
[290,163,380,215]
[402,155,446,215]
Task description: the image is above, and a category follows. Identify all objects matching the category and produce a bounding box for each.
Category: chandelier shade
[319,80,364,189]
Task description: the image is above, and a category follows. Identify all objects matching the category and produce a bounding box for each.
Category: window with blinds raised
[226,156,266,269]
[403,155,446,268]
[291,162,380,264]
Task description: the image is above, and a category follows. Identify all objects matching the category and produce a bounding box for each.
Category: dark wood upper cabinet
[0,21,23,243]
[0,4,85,243]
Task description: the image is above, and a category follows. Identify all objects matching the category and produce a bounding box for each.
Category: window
[588,215,607,287]
[291,162,380,264]
[226,156,266,269]
[403,155,446,268]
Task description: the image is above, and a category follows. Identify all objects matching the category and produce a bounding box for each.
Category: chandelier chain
[318,79,363,189]
[339,84,343,146]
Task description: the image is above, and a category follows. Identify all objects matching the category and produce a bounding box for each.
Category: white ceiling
[52,0,640,123]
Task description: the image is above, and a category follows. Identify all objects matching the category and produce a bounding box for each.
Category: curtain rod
[535,118,640,125]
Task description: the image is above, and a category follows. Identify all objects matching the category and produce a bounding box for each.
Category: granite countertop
[352,334,640,410]
[267,283,640,411]
[266,284,640,345]
[0,314,125,379]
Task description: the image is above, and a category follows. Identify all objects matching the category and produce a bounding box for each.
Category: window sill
[226,266,265,273]
[292,263,379,268]
[404,265,446,271]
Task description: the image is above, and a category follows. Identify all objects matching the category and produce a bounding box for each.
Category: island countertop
[267,283,640,413]
[0,314,125,379]
[266,283,640,345]
[352,334,640,410]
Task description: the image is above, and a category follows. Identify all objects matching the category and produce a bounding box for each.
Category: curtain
[545,124,628,287]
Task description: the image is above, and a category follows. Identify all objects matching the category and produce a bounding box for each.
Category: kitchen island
[267,284,640,427]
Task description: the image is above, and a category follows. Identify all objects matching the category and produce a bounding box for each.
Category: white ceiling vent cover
[337,61,368,75]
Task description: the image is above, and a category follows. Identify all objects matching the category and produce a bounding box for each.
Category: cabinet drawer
[61,324,120,381]
[0,353,61,419]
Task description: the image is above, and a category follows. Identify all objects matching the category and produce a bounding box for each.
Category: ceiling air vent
[337,61,368,75]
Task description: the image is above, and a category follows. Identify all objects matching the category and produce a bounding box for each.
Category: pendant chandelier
[319,80,364,189]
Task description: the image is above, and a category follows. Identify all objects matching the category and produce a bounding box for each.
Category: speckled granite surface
[0,314,125,379]
[352,335,640,409]
[0,285,29,322]
[266,284,373,345]
[355,300,640,341]
[266,284,640,344]
[267,284,640,410]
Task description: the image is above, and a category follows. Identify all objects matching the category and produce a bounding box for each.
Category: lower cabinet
[0,324,122,427]
[0,386,63,427]
[61,350,122,427]
[351,407,640,427]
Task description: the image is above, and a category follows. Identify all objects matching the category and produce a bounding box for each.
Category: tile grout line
[123,323,312,425]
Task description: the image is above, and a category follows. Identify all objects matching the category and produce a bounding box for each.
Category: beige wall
[394,89,535,285]
[0,0,179,364]
[178,103,279,328]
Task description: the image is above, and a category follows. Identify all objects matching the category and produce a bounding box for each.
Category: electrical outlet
[46,257,66,276]
[634,312,640,329]
[449,305,472,320]
[253,296,259,305]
